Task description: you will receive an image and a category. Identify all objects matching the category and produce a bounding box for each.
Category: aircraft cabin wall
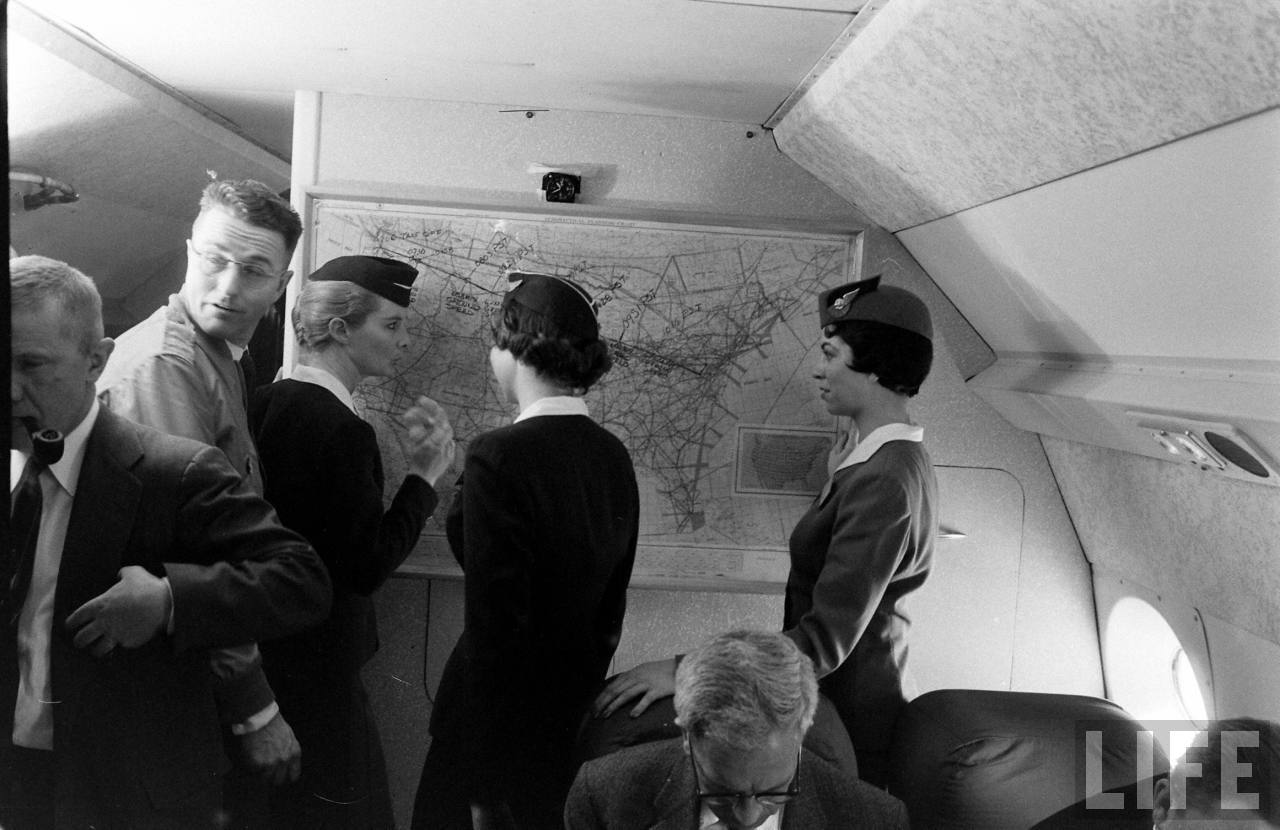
[293,91,1104,825]
[892,111,1280,727]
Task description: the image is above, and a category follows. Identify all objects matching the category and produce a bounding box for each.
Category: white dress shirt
[9,399,100,749]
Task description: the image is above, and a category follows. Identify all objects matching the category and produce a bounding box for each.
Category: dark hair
[491,302,612,392]
[199,179,303,256]
[1181,717,1279,821]
[823,319,933,397]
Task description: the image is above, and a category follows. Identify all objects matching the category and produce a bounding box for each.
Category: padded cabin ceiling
[775,0,1280,233]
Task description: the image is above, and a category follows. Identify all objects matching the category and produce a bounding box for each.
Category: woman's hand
[591,658,678,719]
[401,395,456,486]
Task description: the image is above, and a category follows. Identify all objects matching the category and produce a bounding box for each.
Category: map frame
[299,191,862,592]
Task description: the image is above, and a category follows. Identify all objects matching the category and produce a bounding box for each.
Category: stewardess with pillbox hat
[249,253,455,829]
[595,272,938,788]
[413,271,640,829]
[789,273,939,784]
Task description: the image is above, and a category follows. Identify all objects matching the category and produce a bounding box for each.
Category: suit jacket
[96,293,276,720]
[430,413,640,805]
[1,407,331,829]
[565,739,910,830]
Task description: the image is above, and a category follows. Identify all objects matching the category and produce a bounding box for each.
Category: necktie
[238,349,257,411]
[5,459,45,625]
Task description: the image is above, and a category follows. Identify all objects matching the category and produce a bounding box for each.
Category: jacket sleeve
[456,436,537,803]
[783,466,914,678]
[164,445,332,652]
[593,470,638,667]
[315,417,437,595]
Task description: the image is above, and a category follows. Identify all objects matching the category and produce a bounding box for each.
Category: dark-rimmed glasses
[689,745,801,810]
[187,240,282,281]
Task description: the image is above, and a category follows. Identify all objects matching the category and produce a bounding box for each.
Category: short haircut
[198,179,303,256]
[292,279,383,351]
[1178,717,1280,821]
[674,629,818,750]
[490,299,612,392]
[9,255,103,354]
[822,319,933,397]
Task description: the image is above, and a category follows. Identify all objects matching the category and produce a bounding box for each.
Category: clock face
[542,172,579,203]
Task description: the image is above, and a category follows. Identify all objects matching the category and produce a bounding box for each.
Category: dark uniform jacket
[430,412,640,808]
[784,435,937,785]
[250,378,437,827]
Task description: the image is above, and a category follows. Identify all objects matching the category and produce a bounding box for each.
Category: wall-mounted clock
[541,172,580,203]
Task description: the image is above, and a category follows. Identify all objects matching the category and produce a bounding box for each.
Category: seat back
[888,689,1168,829]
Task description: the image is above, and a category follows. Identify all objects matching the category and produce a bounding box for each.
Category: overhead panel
[774,0,1280,231]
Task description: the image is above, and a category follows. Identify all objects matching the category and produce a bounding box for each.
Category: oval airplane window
[1101,595,1211,761]
[1171,647,1208,724]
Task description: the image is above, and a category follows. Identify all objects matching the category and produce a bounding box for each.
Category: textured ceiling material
[775,0,1280,232]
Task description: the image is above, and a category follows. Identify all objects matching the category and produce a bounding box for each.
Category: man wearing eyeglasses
[565,629,908,829]
[96,179,308,826]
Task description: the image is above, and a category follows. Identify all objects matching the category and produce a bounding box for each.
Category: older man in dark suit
[4,255,331,829]
[566,629,908,830]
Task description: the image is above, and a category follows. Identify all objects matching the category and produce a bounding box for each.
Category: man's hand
[66,565,171,656]
[591,658,678,719]
[240,711,302,785]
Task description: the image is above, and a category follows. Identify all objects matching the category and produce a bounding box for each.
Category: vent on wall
[968,356,1280,489]
[1128,413,1279,485]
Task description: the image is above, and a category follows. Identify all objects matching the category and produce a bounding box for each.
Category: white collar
[699,803,782,829]
[514,395,589,423]
[10,398,100,498]
[226,342,247,361]
[287,364,356,413]
[832,422,924,474]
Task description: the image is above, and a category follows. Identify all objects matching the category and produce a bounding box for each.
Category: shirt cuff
[230,701,279,735]
[163,576,175,635]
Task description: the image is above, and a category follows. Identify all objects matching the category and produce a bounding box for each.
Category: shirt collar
[226,342,247,361]
[832,421,924,475]
[514,395,589,423]
[287,364,356,413]
[698,804,783,829]
[10,398,100,498]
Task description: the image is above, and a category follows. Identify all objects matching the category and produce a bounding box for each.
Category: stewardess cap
[504,271,599,341]
[817,275,932,341]
[309,255,418,307]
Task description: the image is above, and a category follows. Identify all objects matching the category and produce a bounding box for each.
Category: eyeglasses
[689,744,801,810]
[187,241,282,281]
